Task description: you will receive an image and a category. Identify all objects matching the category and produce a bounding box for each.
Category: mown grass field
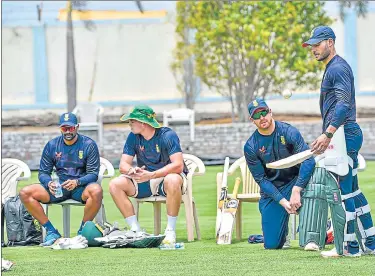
[2,162,375,276]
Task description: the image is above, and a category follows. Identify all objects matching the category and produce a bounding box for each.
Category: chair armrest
[100,158,115,178]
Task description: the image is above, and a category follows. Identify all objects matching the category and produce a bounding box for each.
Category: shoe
[362,246,375,255]
[321,247,361,258]
[40,230,61,247]
[282,236,291,249]
[162,228,176,244]
[304,242,320,251]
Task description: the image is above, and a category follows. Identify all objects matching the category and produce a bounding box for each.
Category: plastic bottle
[159,242,185,250]
[52,171,63,198]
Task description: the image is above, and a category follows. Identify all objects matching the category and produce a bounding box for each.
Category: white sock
[125,215,140,232]
[166,215,177,231]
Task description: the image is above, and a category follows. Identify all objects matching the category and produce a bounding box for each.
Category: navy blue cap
[302,26,336,47]
[59,112,78,127]
[248,98,269,117]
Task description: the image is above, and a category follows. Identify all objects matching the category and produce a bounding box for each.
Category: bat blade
[215,157,230,236]
[217,177,241,245]
[266,149,314,169]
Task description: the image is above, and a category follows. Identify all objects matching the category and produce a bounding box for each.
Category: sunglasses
[252,109,269,120]
[60,125,77,132]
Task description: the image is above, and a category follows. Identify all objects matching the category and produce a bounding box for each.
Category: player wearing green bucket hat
[110,105,189,245]
[120,105,161,128]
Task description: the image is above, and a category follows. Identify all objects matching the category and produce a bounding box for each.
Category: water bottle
[159,242,185,250]
[52,171,63,198]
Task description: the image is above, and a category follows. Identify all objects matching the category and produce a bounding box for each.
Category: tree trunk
[66,1,77,112]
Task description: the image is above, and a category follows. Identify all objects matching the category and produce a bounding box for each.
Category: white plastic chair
[2,159,32,203]
[72,102,104,150]
[42,157,114,238]
[134,154,205,241]
[163,108,195,141]
[216,156,297,240]
[1,158,32,244]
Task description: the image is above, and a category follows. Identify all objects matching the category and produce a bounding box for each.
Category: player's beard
[317,44,330,61]
[63,133,76,141]
[258,118,272,130]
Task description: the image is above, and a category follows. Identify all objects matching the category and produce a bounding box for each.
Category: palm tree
[65,0,144,112]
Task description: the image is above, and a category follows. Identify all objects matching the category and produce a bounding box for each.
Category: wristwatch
[324,131,333,139]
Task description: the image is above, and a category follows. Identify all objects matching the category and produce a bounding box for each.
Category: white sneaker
[163,228,176,244]
[304,242,320,251]
[282,236,291,249]
[363,246,375,255]
[321,247,361,258]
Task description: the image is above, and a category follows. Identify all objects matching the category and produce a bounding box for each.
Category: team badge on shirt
[139,145,144,151]
[280,136,286,145]
[259,146,266,154]
[55,152,62,159]
[79,150,83,159]
[156,144,160,153]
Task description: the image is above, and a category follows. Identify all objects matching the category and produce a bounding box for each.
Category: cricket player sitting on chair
[19,112,102,246]
[244,98,315,249]
[109,105,189,244]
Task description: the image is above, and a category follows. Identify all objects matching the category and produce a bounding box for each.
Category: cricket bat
[217,177,241,245]
[215,157,230,236]
[266,149,314,169]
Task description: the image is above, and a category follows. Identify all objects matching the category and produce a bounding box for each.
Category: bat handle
[232,177,241,198]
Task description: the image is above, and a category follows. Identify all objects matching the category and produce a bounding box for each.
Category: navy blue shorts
[41,183,93,204]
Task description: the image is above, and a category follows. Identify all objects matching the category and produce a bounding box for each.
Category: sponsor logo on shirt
[55,152,62,159]
[79,150,83,159]
[259,146,266,154]
[156,144,160,153]
[280,136,286,145]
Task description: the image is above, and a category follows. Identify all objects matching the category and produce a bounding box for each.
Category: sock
[166,215,177,231]
[42,220,57,233]
[78,221,85,233]
[125,215,140,232]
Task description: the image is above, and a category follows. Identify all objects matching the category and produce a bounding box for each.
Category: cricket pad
[299,167,346,255]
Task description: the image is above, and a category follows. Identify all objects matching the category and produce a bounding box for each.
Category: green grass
[3,163,375,276]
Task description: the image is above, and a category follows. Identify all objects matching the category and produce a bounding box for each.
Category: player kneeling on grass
[109,105,188,244]
[20,112,103,246]
[244,98,315,249]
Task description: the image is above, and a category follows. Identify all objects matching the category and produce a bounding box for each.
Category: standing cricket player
[244,98,315,249]
[109,105,188,244]
[303,26,375,257]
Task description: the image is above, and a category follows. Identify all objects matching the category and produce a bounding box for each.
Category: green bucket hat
[120,105,161,128]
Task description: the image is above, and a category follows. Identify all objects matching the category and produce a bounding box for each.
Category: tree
[339,1,368,20]
[66,1,144,111]
[66,0,77,112]
[171,2,200,109]
[173,1,332,121]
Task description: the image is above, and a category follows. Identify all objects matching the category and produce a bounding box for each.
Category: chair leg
[94,204,105,225]
[134,200,139,220]
[42,204,48,240]
[183,195,195,242]
[235,201,242,241]
[153,202,161,235]
[62,205,71,238]
[192,201,201,240]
